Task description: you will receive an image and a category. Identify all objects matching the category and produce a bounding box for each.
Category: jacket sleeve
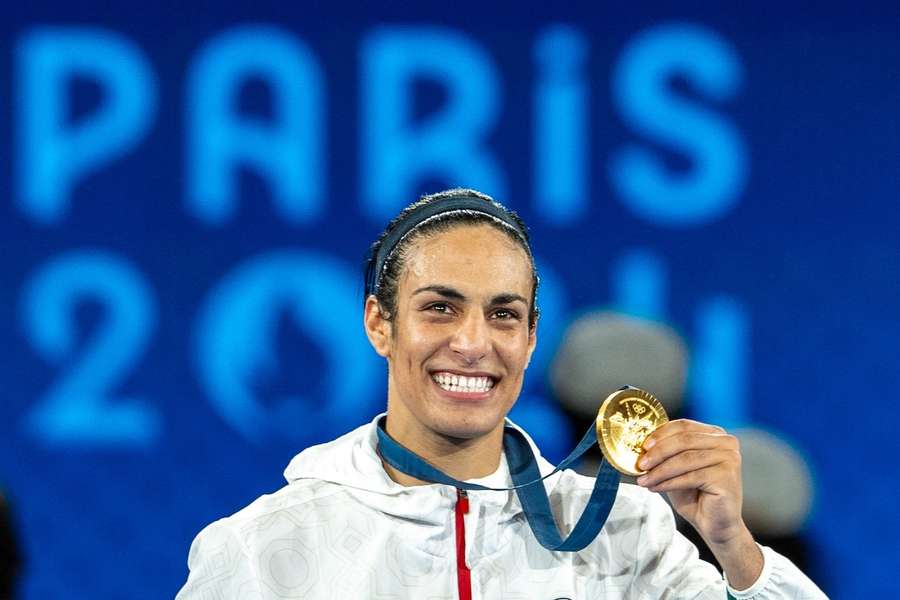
[725,545,828,599]
[631,492,827,599]
[174,519,262,600]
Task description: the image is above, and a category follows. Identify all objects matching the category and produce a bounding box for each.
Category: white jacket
[175,416,826,599]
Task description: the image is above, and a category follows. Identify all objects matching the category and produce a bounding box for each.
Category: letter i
[533,25,588,226]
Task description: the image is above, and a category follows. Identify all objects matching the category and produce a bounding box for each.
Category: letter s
[610,23,746,227]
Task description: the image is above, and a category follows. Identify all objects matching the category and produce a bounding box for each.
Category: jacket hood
[283,414,562,522]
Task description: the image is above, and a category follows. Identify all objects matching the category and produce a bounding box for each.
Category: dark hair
[364,188,539,328]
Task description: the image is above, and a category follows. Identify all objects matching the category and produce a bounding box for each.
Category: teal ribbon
[377,417,620,552]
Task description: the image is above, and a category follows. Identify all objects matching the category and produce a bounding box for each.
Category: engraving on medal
[596,387,669,476]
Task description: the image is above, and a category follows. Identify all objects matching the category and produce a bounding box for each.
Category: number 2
[20,250,160,447]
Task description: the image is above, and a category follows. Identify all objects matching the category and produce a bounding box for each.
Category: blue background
[2,2,898,597]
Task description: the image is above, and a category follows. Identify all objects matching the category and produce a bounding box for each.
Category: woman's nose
[448,312,490,363]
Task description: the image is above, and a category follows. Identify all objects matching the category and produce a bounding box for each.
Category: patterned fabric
[175,416,827,599]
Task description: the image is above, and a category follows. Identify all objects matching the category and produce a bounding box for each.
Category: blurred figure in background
[0,491,21,600]
[552,311,816,575]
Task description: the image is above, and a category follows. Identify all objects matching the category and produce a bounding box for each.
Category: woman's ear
[364,295,391,358]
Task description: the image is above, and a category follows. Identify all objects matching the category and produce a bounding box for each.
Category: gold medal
[596,387,669,476]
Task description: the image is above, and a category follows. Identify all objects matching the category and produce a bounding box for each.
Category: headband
[365,196,528,297]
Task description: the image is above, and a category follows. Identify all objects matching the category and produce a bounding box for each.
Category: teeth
[432,373,494,393]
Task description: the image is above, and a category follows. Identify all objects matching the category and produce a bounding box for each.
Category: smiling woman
[365,221,538,482]
[176,189,825,600]
[359,189,543,481]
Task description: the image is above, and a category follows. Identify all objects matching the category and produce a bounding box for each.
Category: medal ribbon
[376,417,620,552]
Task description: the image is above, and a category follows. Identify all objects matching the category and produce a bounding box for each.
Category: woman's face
[368,224,537,444]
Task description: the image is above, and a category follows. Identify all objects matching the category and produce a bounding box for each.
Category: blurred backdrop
[3,2,899,598]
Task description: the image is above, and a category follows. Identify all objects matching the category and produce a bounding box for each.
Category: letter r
[360,27,506,221]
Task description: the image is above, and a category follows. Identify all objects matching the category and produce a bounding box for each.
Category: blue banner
[3,3,898,598]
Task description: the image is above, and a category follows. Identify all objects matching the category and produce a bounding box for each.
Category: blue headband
[365,196,528,298]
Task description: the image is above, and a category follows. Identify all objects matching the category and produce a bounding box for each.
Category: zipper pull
[457,488,470,513]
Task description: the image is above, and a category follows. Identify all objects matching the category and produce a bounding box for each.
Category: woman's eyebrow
[411,286,527,307]
[489,293,528,306]
[412,285,467,301]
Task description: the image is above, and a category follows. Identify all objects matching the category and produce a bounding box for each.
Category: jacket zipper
[455,488,472,600]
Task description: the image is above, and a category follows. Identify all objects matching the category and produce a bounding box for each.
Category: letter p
[16,28,156,224]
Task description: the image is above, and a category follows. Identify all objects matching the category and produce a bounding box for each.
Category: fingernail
[638,457,650,469]
[644,438,655,449]
[636,475,648,486]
